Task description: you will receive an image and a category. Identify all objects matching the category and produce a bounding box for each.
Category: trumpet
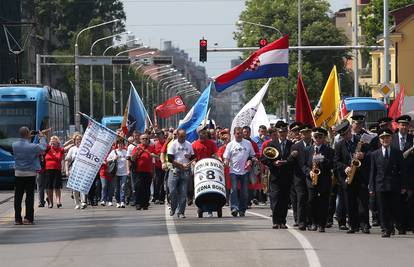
[403,146,414,159]
[263,146,279,160]
[345,141,362,185]
[310,149,321,186]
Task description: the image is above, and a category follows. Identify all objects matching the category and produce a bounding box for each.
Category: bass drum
[194,158,226,217]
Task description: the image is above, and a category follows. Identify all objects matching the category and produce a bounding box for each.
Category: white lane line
[247,210,322,267]
[165,205,191,267]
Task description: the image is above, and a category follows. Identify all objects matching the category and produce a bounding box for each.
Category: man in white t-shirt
[223,127,256,217]
[167,129,195,218]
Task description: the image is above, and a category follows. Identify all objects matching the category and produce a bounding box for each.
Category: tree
[34,0,126,122]
[234,0,351,115]
[360,0,414,46]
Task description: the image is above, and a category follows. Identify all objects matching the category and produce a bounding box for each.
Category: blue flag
[125,82,148,134]
[178,82,211,142]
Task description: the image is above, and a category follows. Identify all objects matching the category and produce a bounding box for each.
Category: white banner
[67,120,117,194]
[230,79,271,138]
[250,103,270,138]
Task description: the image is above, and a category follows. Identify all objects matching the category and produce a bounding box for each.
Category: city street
[1,190,414,267]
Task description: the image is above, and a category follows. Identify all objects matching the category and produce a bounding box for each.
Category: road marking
[247,210,322,267]
[165,205,191,267]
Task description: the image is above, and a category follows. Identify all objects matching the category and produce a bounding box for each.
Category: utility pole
[298,0,302,74]
[383,0,390,104]
[352,0,359,97]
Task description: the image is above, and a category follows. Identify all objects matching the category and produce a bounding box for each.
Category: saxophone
[310,148,321,186]
[346,141,362,185]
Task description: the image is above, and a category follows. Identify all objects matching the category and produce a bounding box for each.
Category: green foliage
[234,0,351,114]
[35,0,127,121]
[360,0,414,46]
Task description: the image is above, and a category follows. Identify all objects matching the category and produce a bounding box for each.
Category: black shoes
[326,221,333,228]
[308,225,317,231]
[319,227,325,233]
[362,227,370,234]
[57,203,62,208]
[298,225,306,231]
[231,209,238,217]
[339,225,349,231]
[136,205,142,210]
[272,224,280,229]
[239,211,245,217]
[38,203,45,208]
[382,231,391,238]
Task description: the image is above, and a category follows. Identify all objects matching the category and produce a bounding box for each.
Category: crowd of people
[11,113,414,238]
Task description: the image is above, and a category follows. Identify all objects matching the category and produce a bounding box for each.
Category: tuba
[310,149,321,186]
[263,146,279,160]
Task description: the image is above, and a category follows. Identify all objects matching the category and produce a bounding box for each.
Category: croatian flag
[214,35,289,92]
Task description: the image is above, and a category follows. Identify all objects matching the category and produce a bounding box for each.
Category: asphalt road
[0,190,413,267]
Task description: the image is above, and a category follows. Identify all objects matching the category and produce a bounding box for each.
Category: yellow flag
[313,65,341,128]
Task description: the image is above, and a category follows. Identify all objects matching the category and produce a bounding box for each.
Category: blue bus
[101,116,123,131]
[344,97,387,127]
[0,85,70,183]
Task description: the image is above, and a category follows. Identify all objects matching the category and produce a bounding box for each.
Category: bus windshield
[0,102,36,152]
[105,123,121,132]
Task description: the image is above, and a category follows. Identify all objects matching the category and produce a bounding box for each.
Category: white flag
[250,103,270,138]
[230,79,271,137]
[67,120,117,194]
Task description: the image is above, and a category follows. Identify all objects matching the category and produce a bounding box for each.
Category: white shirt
[398,132,407,151]
[126,143,137,157]
[382,146,390,158]
[223,139,255,175]
[65,146,79,171]
[167,139,194,164]
[107,148,128,176]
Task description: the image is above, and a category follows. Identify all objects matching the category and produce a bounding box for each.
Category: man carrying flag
[214,36,288,92]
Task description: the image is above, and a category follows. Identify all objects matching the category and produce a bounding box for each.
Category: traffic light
[199,38,207,62]
[259,38,268,48]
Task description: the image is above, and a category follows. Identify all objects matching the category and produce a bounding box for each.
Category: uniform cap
[336,120,351,135]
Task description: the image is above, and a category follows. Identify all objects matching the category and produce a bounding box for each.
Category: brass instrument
[346,141,362,185]
[262,168,270,194]
[310,148,321,186]
[263,146,279,160]
[403,146,414,159]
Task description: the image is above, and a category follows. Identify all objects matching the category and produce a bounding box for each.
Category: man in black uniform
[288,122,302,226]
[391,115,414,232]
[304,127,334,232]
[261,121,295,229]
[334,119,370,234]
[369,117,393,227]
[369,128,406,237]
[290,124,313,231]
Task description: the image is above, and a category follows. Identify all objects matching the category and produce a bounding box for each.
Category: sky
[121,0,350,80]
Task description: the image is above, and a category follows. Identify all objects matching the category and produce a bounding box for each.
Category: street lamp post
[158,75,184,103]
[74,18,119,131]
[102,38,139,117]
[147,69,177,115]
[141,65,171,105]
[113,48,153,115]
[237,20,283,37]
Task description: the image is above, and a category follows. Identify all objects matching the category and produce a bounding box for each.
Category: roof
[390,4,414,27]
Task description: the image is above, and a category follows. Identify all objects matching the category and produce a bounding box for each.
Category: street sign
[153,56,173,65]
[377,83,393,97]
[78,56,112,66]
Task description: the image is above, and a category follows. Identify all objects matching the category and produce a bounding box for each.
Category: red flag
[389,85,405,130]
[155,96,186,119]
[340,99,348,119]
[295,73,315,127]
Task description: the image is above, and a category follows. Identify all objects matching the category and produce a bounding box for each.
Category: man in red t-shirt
[192,127,218,161]
[131,134,157,210]
[153,131,167,204]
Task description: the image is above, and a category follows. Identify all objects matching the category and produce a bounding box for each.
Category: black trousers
[270,179,291,225]
[153,168,166,202]
[14,176,36,223]
[308,188,330,227]
[399,192,414,230]
[336,185,347,226]
[292,176,308,227]
[135,172,152,208]
[376,191,402,233]
[369,193,380,223]
[345,183,369,230]
[327,183,339,223]
[88,176,101,205]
